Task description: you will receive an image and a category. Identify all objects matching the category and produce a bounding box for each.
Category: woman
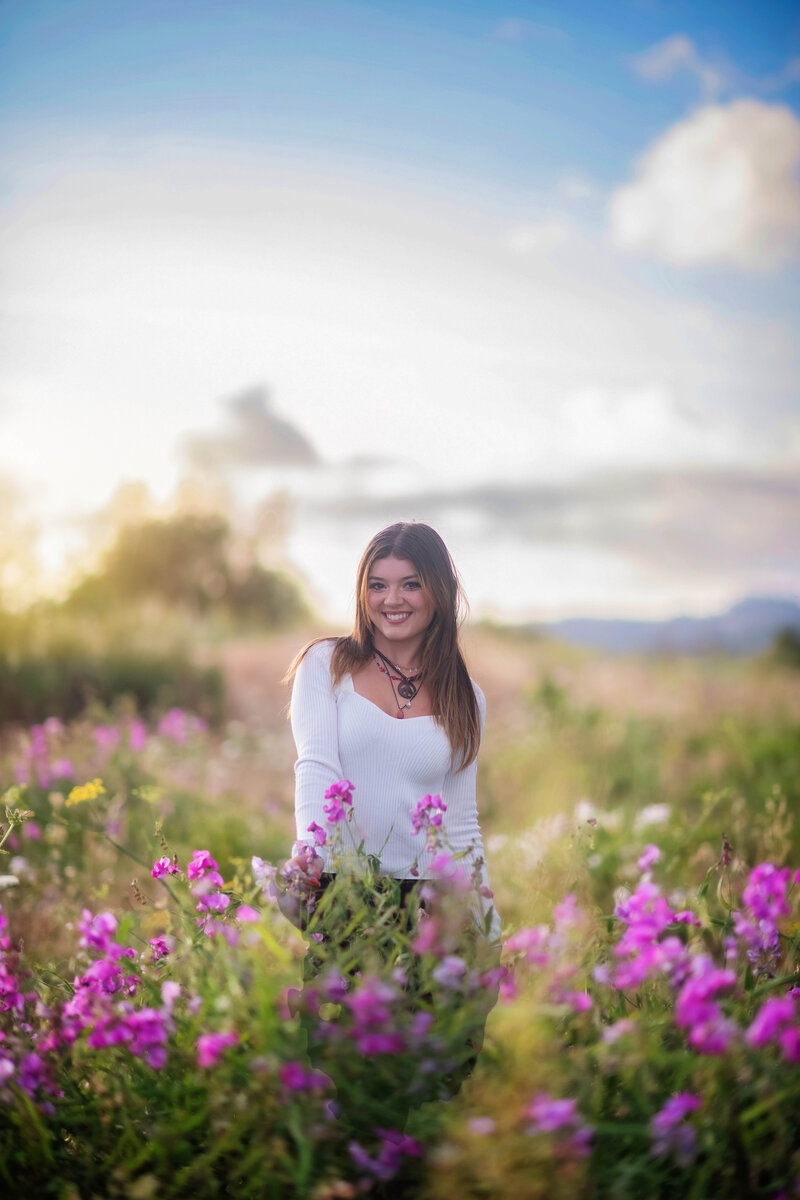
[284,520,499,944]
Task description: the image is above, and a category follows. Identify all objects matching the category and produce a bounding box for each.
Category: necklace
[373,649,423,718]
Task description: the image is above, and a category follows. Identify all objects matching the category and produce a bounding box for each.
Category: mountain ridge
[525,595,800,655]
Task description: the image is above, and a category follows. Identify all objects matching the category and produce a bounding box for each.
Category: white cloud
[608,99,800,270]
[632,34,727,100]
[556,173,599,202]
[505,216,574,254]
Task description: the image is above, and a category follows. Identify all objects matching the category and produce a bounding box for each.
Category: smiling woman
[284,522,492,891]
[279,521,499,1117]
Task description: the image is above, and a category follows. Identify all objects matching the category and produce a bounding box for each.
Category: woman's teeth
[384,613,410,623]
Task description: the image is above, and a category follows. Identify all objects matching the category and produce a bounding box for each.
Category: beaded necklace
[373,648,423,718]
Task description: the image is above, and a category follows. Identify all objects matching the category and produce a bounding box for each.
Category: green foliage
[769,626,800,670]
[3,633,800,1197]
[0,607,223,725]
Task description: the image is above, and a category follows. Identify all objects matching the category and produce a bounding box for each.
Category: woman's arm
[290,640,343,870]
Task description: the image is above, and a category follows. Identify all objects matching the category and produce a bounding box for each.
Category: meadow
[2,622,799,1198]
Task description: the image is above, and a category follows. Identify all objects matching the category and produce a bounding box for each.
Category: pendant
[397,681,417,700]
[397,709,404,719]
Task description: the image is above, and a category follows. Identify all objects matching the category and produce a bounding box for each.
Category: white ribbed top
[290,639,499,940]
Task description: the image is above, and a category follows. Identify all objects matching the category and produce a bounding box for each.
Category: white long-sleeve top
[290,639,499,941]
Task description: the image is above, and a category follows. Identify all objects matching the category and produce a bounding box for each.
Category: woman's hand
[283,847,324,889]
[276,843,324,930]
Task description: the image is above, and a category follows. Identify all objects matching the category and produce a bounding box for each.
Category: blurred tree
[64,513,308,627]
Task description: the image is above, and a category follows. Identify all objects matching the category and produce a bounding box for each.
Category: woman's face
[365,555,434,652]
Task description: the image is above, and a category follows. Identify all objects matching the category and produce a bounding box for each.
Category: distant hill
[529,596,800,655]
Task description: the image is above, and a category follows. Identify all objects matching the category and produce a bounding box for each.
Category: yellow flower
[66,778,107,807]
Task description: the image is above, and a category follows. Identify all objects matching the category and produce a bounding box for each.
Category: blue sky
[2,1,798,184]
[1,1,799,619]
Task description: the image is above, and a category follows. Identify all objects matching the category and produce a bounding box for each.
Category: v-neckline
[344,673,436,721]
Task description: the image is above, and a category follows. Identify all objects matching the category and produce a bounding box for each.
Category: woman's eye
[404,582,421,590]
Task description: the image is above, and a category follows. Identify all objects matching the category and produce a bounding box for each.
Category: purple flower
[345,977,398,1027]
[526,1094,580,1134]
[746,995,796,1048]
[525,1092,593,1158]
[674,956,737,1054]
[651,1093,701,1166]
[279,1061,331,1091]
[197,1031,239,1068]
[743,863,792,924]
[354,1031,406,1054]
[431,955,467,990]
[349,1130,422,1182]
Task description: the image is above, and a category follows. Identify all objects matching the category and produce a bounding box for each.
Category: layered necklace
[373,647,423,718]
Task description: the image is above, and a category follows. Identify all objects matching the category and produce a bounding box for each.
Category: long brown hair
[287,522,481,769]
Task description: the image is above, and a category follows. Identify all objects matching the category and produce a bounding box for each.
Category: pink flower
[322,780,355,822]
[235,904,261,924]
[746,995,796,1048]
[197,1031,239,1068]
[129,720,147,752]
[94,725,120,751]
[602,1019,636,1044]
[306,821,328,846]
[674,910,702,927]
[561,991,592,1013]
[553,893,584,932]
[637,844,661,872]
[505,924,550,964]
[149,937,172,960]
[779,1027,800,1063]
[410,793,447,836]
[151,856,182,879]
[186,850,223,885]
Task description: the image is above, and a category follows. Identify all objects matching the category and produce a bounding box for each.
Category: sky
[1,0,799,621]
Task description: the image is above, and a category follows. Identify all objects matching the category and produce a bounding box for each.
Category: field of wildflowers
[1,629,799,1197]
